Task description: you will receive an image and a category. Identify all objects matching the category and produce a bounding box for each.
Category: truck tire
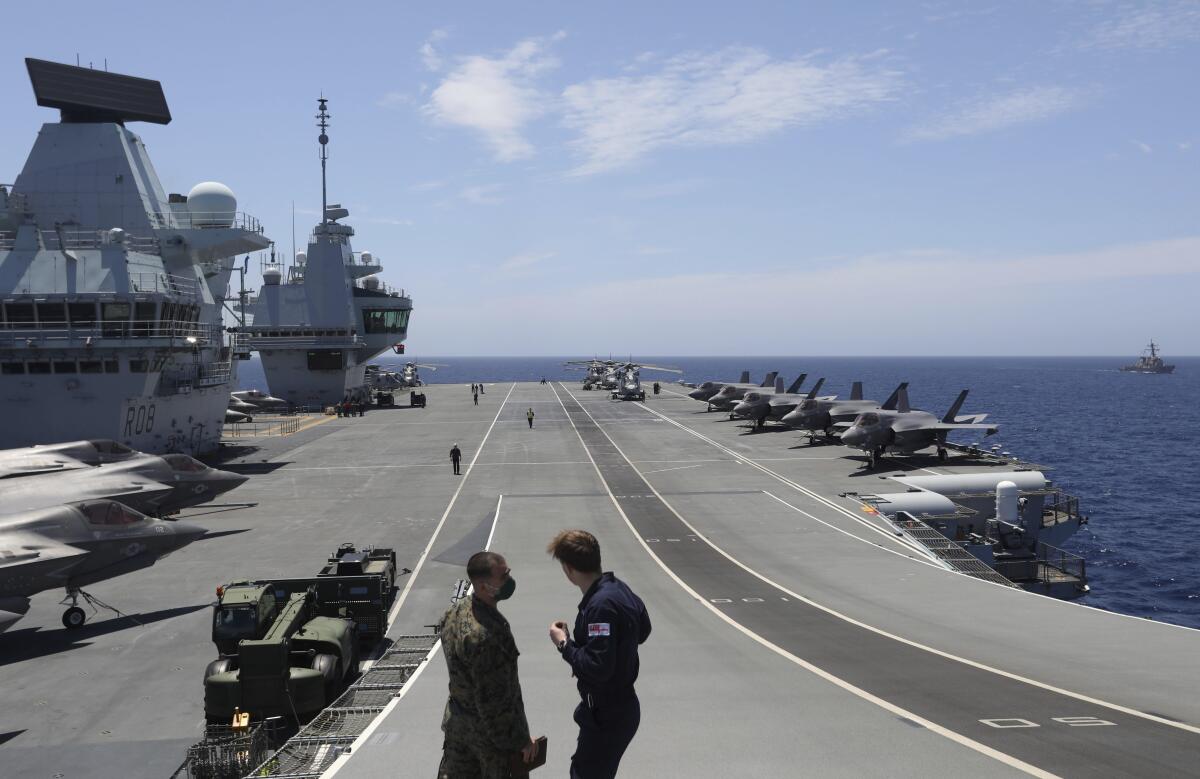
[204,657,233,681]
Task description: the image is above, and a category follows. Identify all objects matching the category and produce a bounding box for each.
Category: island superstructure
[241,99,413,407]
[0,60,270,455]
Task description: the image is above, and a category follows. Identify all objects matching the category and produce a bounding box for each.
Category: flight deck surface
[0,383,1197,778]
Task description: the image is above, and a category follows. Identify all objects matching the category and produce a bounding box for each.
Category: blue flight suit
[558,572,651,779]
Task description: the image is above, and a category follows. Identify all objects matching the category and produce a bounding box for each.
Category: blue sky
[1,1,1197,355]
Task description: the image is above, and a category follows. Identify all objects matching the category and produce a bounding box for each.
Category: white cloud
[560,47,902,175]
[421,28,449,71]
[904,85,1086,142]
[1132,139,1153,154]
[499,250,556,275]
[1076,2,1200,51]
[460,184,504,205]
[423,34,563,162]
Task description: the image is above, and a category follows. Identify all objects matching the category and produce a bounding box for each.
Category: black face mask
[494,576,516,600]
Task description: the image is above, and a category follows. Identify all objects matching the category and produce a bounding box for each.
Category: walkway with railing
[222,417,301,439]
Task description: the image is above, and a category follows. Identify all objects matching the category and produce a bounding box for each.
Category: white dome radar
[262,264,283,285]
[187,181,237,228]
[361,274,381,290]
[295,251,307,264]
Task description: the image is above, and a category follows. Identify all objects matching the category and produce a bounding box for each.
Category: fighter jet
[231,389,287,409]
[839,387,998,468]
[732,376,835,428]
[228,396,258,413]
[782,382,906,439]
[0,499,205,631]
[0,453,247,517]
[0,438,142,479]
[704,372,780,413]
[610,362,683,401]
[686,371,751,403]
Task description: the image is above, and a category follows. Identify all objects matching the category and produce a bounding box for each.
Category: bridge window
[362,308,408,334]
[1,362,24,374]
[133,302,156,336]
[36,302,66,326]
[53,361,77,374]
[102,302,131,338]
[79,360,103,374]
[68,302,97,327]
[27,362,50,374]
[4,303,34,327]
[129,359,147,373]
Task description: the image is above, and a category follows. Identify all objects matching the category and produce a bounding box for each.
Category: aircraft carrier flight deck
[1,382,1197,778]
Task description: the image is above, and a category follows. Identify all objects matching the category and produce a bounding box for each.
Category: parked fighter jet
[0,500,206,631]
[731,375,834,428]
[704,372,780,413]
[0,453,247,517]
[0,438,141,479]
[839,387,997,468]
[610,362,683,401]
[685,371,751,403]
[228,396,258,413]
[231,389,287,409]
[782,382,906,439]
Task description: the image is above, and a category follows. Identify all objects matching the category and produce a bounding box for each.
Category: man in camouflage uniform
[439,551,539,778]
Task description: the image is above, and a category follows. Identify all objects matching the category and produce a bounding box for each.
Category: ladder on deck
[893,513,1018,587]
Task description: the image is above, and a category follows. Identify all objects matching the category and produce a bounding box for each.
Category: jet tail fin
[806,378,826,399]
[881,382,908,411]
[739,371,750,384]
[774,376,785,394]
[942,390,970,423]
[786,374,806,394]
[850,381,863,401]
[759,371,778,387]
[896,385,911,413]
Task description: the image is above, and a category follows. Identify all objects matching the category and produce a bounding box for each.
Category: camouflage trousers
[441,734,516,772]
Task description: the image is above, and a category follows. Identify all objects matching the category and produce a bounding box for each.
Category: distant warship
[1120,341,1175,374]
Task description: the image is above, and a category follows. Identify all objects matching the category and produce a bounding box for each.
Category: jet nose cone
[840,427,865,447]
[781,409,802,426]
[210,468,249,495]
[687,389,706,400]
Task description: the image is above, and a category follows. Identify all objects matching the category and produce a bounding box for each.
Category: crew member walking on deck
[450,444,463,475]
[547,530,651,779]
[474,390,479,406]
[439,551,539,778]
[526,408,535,429]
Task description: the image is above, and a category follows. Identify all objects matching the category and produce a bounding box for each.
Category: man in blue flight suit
[547,530,651,779]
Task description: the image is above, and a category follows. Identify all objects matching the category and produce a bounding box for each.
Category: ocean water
[237,355,1200,629]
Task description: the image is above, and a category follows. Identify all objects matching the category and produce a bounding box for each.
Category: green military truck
[203,544,400,723]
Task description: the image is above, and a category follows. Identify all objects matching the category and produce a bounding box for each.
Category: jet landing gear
[937,447,948,463]
[59,587,138,630]
[868,447,886,469]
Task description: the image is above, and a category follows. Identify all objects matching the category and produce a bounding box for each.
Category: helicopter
[564,359,622,390]
[610,362,683,401]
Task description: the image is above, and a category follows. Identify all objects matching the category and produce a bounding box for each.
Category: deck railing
[0,319,219,346]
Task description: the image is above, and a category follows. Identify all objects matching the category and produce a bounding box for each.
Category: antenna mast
[317,96,330,225]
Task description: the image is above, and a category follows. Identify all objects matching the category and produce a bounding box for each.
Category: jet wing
[926,423,999,434]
